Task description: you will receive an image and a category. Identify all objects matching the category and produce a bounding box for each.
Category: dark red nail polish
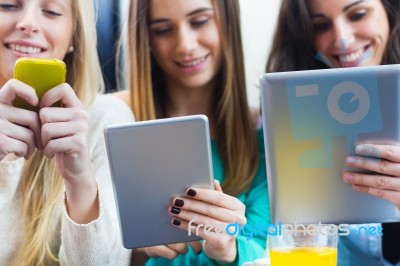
[174,199,184,207]
[173,219,181,226]
[187,189,196,197]
[171,207,181,214]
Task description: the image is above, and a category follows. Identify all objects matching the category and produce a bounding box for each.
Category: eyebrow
[149,7,213,25]
[310,0,366,19]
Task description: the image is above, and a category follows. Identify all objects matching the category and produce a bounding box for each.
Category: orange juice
[270,247,337,266]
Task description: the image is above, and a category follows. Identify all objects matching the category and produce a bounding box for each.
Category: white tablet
[260,64,400,224]
[104,115,214,248]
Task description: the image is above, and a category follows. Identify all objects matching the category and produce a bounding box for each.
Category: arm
[58,94,134,265]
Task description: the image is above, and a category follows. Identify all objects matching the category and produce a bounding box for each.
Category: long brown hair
[15,1,104,265]
[123,0,258,196]
[266,0,400,72]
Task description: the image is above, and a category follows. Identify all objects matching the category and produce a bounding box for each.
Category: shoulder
[112,90,131,108]
[87,93,135,125]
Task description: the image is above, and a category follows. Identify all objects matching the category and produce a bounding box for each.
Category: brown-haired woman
[267,0,400,265]
[114,0,270,265]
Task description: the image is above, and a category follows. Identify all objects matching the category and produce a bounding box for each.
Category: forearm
[64,173,99,224]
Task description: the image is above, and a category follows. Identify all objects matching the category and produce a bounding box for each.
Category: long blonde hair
[122,0,258,196]
[14,1,104,265]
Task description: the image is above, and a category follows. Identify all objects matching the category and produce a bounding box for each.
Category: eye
[349,11,367,21]
[313,22,330,32]
[152,26,173,36]
[0,3,18,10]
[43,9,62,17]
[191,18,208,28]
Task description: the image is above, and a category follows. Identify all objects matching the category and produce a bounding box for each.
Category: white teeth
[179,56,206,67]
[339,49,364,63]
[9,43,41,54]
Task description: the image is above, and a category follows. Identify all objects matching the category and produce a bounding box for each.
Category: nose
[332,20,355,53]
[17,8,40,35]
[175,26,197,55]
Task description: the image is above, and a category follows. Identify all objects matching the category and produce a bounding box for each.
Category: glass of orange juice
[268,223,338,266]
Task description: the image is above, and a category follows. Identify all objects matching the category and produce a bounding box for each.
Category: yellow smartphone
[13,58,66,111]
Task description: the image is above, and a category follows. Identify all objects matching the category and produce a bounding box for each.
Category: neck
[164,77,217,137]
[164,78,215,118]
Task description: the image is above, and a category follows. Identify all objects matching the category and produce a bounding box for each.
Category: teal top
[145,129,270,266]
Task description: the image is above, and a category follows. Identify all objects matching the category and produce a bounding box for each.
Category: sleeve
[235,162,270,265]
[58,94,135,266]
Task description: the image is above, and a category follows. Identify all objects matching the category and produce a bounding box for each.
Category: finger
[145,245,179,260]
[39,107,83,124]
[0,79,38,106]
[41,121,87,147]
[40,83,82,109]
[166,243,188,255]
[43,135,86,158]
[352,184,400,207]
[185,187,245,212]
[355,144,400,162]
[343,172,400,191]
[214,180,223,192]
[0,119,36,157]
[0,134,29,159]
[169,205,235,229]
[345,156,400,176]
[188,241,202,254]
[0,103,41,150]
[171,197,246,224]
[172,218,232,243]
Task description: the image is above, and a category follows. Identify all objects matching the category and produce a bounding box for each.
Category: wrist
[64,176,99,224]
[215,239,238,265]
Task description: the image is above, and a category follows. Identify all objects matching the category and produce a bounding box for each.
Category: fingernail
[355,145,365,154]
[344,173,353,182]
[346,157,357,164]
[187,188,196,197]
[172,219,181,226]
[171,207,181,214]
[174,199,184,207]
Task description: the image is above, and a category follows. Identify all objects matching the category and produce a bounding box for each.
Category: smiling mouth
[334,45,371,64]
[6,43,44,54]
[176,55,209,67]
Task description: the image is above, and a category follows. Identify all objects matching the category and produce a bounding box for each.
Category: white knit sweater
[0,94,134,265]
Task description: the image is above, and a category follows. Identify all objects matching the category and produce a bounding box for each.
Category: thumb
[214,179,223,192]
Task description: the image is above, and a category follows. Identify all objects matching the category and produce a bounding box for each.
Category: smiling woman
[266,0,400,265]
[0,0,133,265]
[114,0,270,265]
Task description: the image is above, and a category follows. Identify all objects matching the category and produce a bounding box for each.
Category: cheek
[313,35,328,53]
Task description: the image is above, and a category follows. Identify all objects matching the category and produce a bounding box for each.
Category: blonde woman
[0,0,133,265]
[115,0,270,265]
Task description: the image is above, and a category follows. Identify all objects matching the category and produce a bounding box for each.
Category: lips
[334,45,371,65]
[6,43,45,54]
[175,54,209,67]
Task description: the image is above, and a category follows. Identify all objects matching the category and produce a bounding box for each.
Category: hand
[169,180,246,263]
[343,144,400,208]
[39,83,98,223]
[0,79,41,161]
[132,241,202,265]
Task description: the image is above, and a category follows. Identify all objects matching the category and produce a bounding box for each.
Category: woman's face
[308,0,390,68]
[148,0,222,89]
[0,0,73,85]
